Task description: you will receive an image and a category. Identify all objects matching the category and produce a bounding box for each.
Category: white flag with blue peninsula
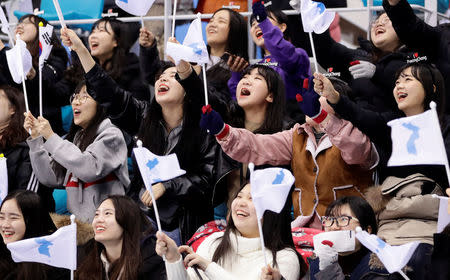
[355,228,419,274]
[115,0,155,16]
[133,145,186,189]
[250,166,295,219]
[6,37,32,84]
[300,0,335,34]
[7,223,77,270]
[165,16,208,65]
[387,107,448,167]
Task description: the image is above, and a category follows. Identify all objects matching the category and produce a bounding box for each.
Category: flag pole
[248,163,268,267]
[430,101,450,187]
[38,22,43,117]
[308,32,319,74]
[197,13,208,105]
[70,215,76,280]
[15,35,30,115]
[171,0,178,37]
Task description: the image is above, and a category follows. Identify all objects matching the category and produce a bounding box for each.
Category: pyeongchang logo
[257,57,278,67]
[407,52,427,63]
[323,67,341,77]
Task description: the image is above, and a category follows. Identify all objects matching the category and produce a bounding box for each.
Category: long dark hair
[76,195,152,280]
[229,65,286,134]
[90,17,127,80]
[17,14,68,70]
[394,63,446,119]
[0,85,28,149]
[0,190,57,280]
[138,61,205,169]
[211,183,307,277]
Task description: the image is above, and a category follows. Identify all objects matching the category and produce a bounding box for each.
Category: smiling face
[154,67,185,107]
[206,10,230,51]
[0,199,26,244]
[88,21,118,62]
[92,199,124,245]
[231,184,259,238]
[0,90,14,127]
[71,85,98,129]
[15,16,38,43]
[236,68,273,111]
[370,13,401,53]
[394,67,426,116]
[250,14,286,48]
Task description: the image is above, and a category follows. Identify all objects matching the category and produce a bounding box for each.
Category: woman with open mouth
[0,14,68,135]
[60,28,217,245]
[155,182,306,280]
[0,190,69,279]
[24,81,129,223]
[76,195,165,279]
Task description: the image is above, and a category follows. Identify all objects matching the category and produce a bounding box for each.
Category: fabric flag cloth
[436,195,450,233]
[355,228,419,274]
[0,154,7,204]
[387,108,448,167]
[39,23,53,68]
[133,145,186,188]
[313,230,355,253]
[165,16,209,65]
[0,6,10,34]
[6,37,32,84]
[7,223,77,270]
[250,166,295,219]
[115,0,155,16]
[300,0,335,34]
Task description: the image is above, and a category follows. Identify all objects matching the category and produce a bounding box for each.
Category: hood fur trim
[50,213,94,246]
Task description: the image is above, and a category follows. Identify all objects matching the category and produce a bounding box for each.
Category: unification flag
[165,16,209,65]
[133,145,186,189]
[355,228,419,274]
[6,37,32,84]
[0,6,10,34]
[7,223,77,270]
[39,23,53,68]
[115,0,155,17]
[250,166,295,219]
[387,108,448,167]
[300,0,335,34]
[0,154,7,203]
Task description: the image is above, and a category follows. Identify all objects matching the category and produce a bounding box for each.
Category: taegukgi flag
[250,166,295,219]
[300,0,335,34]
[7,223,77,270]
[165,16,209,65]
[387,107,448,167]
[39,23,53,68]
[115,0,155,16]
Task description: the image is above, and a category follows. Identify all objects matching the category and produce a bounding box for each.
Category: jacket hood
[50,213,93,246]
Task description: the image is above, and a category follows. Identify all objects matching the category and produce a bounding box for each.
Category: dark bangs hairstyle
[394,63,446,120]
[211,182,307,278]
[90,17,127,80]
[17,14,68,70]
[325,196,378,234]
[0,190,57,280]
[250,7,291,41]
[0,85,27,149]
[229,64,286,134]
[76,195,152,280]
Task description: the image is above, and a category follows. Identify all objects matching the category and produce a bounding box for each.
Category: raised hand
[199,105,228,139]
[60,28,85,52]
[296,76,328,123]
[139,27,155,48]
[23,111,39,138]
[349,60,376,79]
[36,116,54,140]
[227,54,249,73]
[155,231,181,263]
[140,183,166,207]
[252,0,267,23]
[313,72,340,104]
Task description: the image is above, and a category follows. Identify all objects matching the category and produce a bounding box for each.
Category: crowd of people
[0,0,450,279]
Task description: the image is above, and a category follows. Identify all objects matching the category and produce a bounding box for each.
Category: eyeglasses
[371,17,391,28]
[70,94,90,104]
[321,216,359,227]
